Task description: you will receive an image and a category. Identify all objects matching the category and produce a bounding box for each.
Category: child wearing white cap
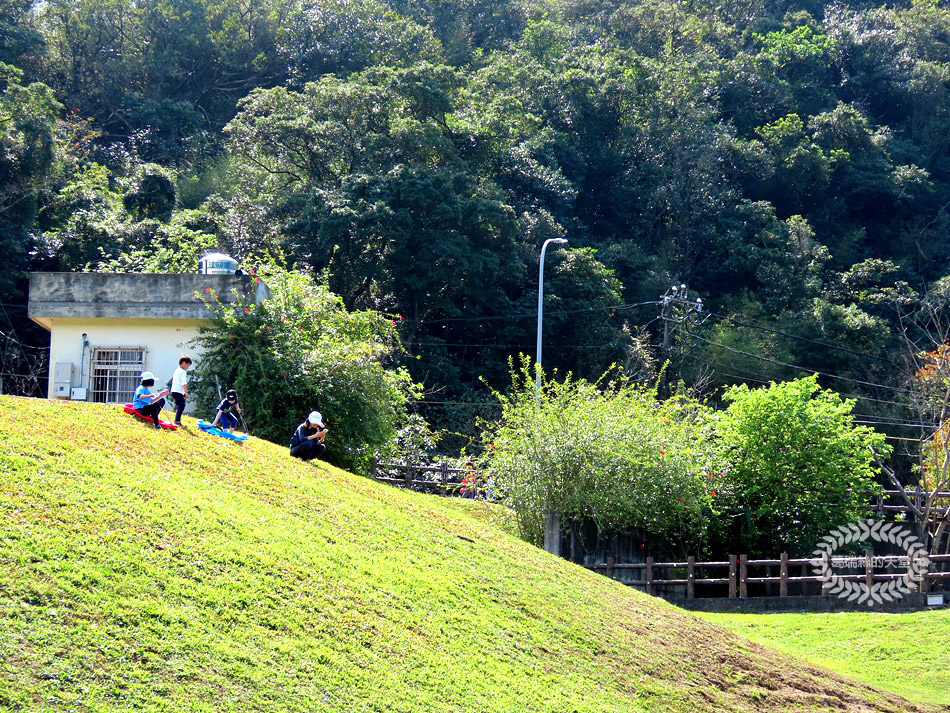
[132,371,169,430]
[289,410,328,461]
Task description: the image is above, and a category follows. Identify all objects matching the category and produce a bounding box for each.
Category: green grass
[698,610,950,707]
[0,395,944,712]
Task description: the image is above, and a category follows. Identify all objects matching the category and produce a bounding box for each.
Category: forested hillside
[3,0,950,442]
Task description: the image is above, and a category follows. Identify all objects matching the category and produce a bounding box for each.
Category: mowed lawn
[1,394,946,713]
[699,609,950,707]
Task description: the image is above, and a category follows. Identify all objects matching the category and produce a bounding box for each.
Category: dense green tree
[36,0,145,134]
[0,0,44,72]
[279,0,440,82]
[122,164,176,221]
[0,63,61,299]
[715,376,888,557]
[392,0,526,66]
[316,166,522,320]
[224,78,400,193]
[36,0,290,159]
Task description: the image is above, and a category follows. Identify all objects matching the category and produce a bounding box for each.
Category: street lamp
[536,237,568,393]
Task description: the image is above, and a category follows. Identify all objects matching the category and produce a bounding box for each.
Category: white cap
[308,411,324,427]
[140,371,155,381]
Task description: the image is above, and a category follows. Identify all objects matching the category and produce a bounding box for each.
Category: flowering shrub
[480,357,725,551]
[192,267,417,472]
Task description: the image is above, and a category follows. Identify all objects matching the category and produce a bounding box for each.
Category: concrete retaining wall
[666,592,948,613]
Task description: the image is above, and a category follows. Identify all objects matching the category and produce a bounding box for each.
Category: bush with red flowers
[192,266,418,472]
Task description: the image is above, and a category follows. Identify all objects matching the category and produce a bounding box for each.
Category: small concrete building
[28,272,270,411]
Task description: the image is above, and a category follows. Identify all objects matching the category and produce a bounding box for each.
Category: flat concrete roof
[28,272,270,330]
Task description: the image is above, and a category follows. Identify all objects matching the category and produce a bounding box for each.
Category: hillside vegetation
[0,395,943,712]
[8,0,950,447]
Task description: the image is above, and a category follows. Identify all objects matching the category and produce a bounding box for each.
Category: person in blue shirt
[133,371,169,430]
[211,389,242,433]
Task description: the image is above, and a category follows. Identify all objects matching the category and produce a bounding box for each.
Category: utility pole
[657,284,705,394]
[660,284,705,354]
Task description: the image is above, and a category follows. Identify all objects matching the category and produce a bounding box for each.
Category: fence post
[687,555,695,599]
[646,557,654,596]
[821,552,831,595]
[542,510,561,557]
[404,460,413,490]
[368,458,377,481]
[780,552,788,597]
[739,555,748,598]
[865,549,874,592]
[606,555,614,582]
[440,462,447,497]
[728,555,736,598]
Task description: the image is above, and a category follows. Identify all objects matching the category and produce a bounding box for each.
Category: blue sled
[197,419,249,442]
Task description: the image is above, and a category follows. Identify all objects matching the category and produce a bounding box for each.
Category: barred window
[90,347,147,404]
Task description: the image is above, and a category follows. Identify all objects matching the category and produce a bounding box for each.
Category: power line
[852,415,936,428]
[413,400,503,407]
[853,420,935,429]
[412,300,658,326]
[852,412,929,422]
[411,342,629,349]
[690,355,930,428]
[706,312,904,367]
[834,391,916,410]
[719,371,773,385]
[694,350,932,420]
[692,334,918,396]
[0,301,13,330]
[0,331,50,352]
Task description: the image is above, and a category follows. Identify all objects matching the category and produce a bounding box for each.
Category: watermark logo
[810,519,930,606]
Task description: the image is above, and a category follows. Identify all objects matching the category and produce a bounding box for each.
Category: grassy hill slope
[0,396,943,713]
[699,611,950,707]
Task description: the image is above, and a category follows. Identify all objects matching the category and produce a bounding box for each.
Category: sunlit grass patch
[0,395,941,713]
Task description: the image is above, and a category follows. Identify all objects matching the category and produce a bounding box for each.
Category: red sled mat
[123,403,179,430]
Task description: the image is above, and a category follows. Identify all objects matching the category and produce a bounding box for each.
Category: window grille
[89,347,146,404]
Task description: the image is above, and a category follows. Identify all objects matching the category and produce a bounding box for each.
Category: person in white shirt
[170,355,192,426]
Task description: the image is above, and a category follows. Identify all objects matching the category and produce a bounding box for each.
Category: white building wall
[46,318,205,413]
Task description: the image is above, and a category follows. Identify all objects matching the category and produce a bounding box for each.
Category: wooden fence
[582,552,950,598]
[370,462,950,597]
[869,489,950,517]
[368,460,477,497]
[371,462,950,512]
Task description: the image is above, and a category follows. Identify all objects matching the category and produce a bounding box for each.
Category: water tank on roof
[199,253,239,275]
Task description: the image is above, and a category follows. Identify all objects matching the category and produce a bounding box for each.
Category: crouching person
[290,411,328,461]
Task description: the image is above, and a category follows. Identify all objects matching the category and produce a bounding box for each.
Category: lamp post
[536,237,568,394]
